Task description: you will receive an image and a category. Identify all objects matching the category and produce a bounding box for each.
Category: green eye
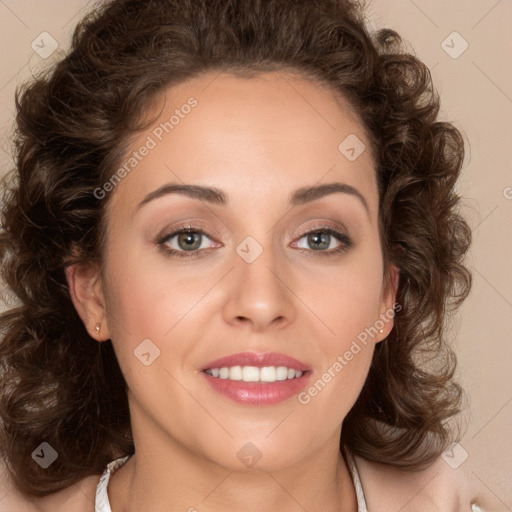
[294,227,353,255]
[157,225,217,259]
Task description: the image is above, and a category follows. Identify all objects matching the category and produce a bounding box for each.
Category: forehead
[107,71,378,217]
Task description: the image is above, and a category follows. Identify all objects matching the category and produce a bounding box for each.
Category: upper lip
[202,351,311,372]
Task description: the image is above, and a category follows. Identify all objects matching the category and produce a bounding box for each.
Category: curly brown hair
[0,0,471,497]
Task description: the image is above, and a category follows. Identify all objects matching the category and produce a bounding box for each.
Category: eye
[293,226,353,255]
[157,225,219,259]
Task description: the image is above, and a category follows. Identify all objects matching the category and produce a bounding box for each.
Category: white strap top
[95,451,368,512]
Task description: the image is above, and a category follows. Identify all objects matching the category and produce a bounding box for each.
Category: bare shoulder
[355,453,505,511]
[0,464,100,512]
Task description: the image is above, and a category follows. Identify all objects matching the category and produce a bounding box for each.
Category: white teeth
[229,366,242,380]
[206,365,304,382]
[242,366,260,382]
[276,366,288,381]
[260,366,276,382]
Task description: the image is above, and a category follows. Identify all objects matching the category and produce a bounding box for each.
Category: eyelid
[288,220,351,245]
[155,215,228,241]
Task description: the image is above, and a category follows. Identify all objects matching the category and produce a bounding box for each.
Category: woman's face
[84,71,398,471]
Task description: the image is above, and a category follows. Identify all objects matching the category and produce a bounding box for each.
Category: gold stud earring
[95,323,101,334]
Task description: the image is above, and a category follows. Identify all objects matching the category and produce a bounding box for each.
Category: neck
[108,416,358,512]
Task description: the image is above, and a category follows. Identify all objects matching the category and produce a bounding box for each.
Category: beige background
[0,0,511,508]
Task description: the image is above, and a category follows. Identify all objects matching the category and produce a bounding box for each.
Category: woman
[0,0,492,510]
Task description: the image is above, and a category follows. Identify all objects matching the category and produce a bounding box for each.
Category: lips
[202,351,311,372]
[201,351,312,406]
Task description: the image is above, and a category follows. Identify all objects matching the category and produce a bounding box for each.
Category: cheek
[103,247,210,337]
[298,249,384,342]
[325,273,382,346]
[292,250,383,405]
[101,247,228,394]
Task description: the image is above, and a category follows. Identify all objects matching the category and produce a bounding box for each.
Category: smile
[201,352,311,405]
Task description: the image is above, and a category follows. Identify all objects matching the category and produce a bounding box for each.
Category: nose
[221,244,297,332]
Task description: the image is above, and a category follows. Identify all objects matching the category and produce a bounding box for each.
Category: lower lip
[202,372,310,405]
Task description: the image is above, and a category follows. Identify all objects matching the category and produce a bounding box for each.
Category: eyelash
[156,223,353,260]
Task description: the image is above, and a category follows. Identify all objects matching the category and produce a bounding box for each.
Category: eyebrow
[136,182,369,215]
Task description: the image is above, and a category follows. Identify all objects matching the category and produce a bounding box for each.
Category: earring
[95,323,101,334]
[379,329,384,333]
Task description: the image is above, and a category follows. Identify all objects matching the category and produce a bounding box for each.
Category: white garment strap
[95,455,130,512]
[345,450,369,512]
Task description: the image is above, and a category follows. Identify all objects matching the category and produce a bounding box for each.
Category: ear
[65,262,110,341]
[375,263,400,343]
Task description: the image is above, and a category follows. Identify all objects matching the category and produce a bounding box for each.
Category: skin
[66,70,399,512]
